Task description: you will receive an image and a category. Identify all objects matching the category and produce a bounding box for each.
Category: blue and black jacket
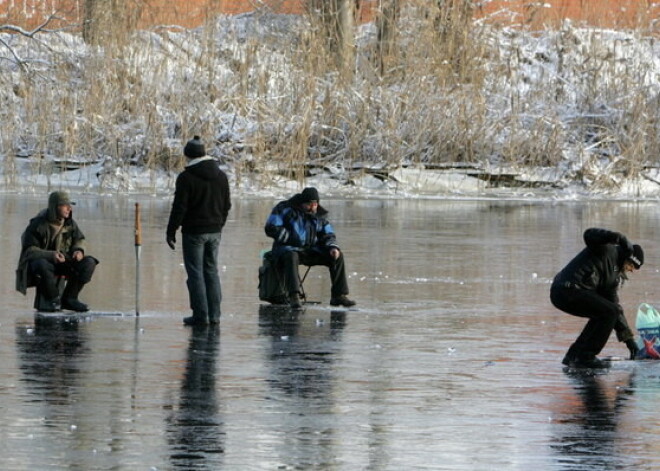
[264,194,339,258]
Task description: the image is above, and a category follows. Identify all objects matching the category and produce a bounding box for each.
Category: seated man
[15,191,98,312]
[264,187,355,309]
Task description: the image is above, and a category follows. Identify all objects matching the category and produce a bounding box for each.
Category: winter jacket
[15,203,87,295]
[264,194,339,258]
[552,227,634,340]
[166,157,231,238]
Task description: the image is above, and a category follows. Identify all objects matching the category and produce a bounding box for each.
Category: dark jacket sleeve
[220,172,231,224]
[20,220,52,261]
[70,220,87,255]
[615,312,634,342]
[166,174,189,238]
[317,218,339,249]
[264,202,291,245]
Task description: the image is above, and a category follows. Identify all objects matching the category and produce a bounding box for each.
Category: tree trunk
[307,0,355,74]
[82,0,98,45]
[83,0,143,46]
[433,0,475,76]
[338,0,355,75]
[376,0,399,76]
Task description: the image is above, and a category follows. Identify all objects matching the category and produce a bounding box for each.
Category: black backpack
[258,251,288,304]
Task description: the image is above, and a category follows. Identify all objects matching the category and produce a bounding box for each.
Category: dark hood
[186,158,222,181]
[47,191,74,222]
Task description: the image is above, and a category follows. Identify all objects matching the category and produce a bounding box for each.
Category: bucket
[635,303,660,359]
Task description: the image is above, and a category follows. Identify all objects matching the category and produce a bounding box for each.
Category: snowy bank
[2,11,660,200]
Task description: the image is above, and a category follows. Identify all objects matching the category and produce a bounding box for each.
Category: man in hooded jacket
[551,227,643,368]
[166,136,231,326]
[16,191,98,312]
[265,187,355,309]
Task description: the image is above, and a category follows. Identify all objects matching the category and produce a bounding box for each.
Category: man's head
[184,135,206,158]
[300,187,319,214]
[624,244,644,272]
[48,191,75,221]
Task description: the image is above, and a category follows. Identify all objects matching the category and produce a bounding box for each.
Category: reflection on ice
[2,196,660,470]
[166,325,224,470]
[551,370,636,471]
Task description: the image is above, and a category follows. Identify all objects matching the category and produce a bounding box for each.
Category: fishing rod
[135,202,142,316]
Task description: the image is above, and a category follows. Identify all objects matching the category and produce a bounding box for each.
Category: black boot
[330,295,356,307]
[39,296,62,313]
[289,292,303,309]
[62,280,89,312]
[562,345,607,369]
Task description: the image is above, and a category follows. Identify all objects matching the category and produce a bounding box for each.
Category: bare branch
[0,14,65,37]
[0,35,25,65]
[0,14,70,72]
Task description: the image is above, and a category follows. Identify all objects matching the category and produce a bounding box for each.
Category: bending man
[550,228,642,368]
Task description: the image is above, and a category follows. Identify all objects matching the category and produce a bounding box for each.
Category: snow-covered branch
[0,15,65,70]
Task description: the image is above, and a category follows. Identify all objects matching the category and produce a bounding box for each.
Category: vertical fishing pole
[135,202,142,316]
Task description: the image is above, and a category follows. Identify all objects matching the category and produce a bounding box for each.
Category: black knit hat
[629,244,644,269]
[184,135,206,158]
[300,187,319,203]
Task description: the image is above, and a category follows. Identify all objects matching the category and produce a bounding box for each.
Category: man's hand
[53,251,66,263]
[625,338,639,360]
[72,250,83,262]
[167,235,176,250]
[329,248,340,260]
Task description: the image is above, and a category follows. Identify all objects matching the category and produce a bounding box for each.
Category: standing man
[16,191,98,312]
[550,228,642,368]
[167,135,231,326]
[265,187,355,309]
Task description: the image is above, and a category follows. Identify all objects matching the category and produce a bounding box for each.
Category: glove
[166,235,176,250]
[625,338,639,360]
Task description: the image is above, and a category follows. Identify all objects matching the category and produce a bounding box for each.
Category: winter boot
[61,280,89,312]
[39,296,62,313]
[562,352,607,369]
[289,293,303,310]
[183,316,209,326]
[330,295,356,307]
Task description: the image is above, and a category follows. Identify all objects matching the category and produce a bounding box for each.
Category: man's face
[623,260,638,273]
[301,201,318,214]
[57,204,72,220]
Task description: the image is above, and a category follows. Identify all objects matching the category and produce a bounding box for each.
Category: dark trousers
[28,256,98,301]
[550,285,620,359]
[279,249,349,298]
[182,232,222,323]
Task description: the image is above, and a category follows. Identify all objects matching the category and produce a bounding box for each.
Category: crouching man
[265,187,355,309]
[550,228,641,368]
[16,191,99,312]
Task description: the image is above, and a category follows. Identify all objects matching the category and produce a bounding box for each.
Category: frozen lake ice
[2,193,660,470]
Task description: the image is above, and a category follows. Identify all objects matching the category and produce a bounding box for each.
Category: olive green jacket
[15,206,86,295]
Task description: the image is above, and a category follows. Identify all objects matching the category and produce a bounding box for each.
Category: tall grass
[0,0,658,193]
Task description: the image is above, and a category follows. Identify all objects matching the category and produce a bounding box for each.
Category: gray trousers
[182,232,222,323]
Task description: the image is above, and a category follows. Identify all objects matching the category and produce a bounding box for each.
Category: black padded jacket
[166,158,231,237]
[552,227,634,340]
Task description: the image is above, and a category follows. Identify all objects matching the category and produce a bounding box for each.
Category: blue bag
[635,303,660,359]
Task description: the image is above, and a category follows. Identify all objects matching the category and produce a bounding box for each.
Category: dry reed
[0,0,658,193]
